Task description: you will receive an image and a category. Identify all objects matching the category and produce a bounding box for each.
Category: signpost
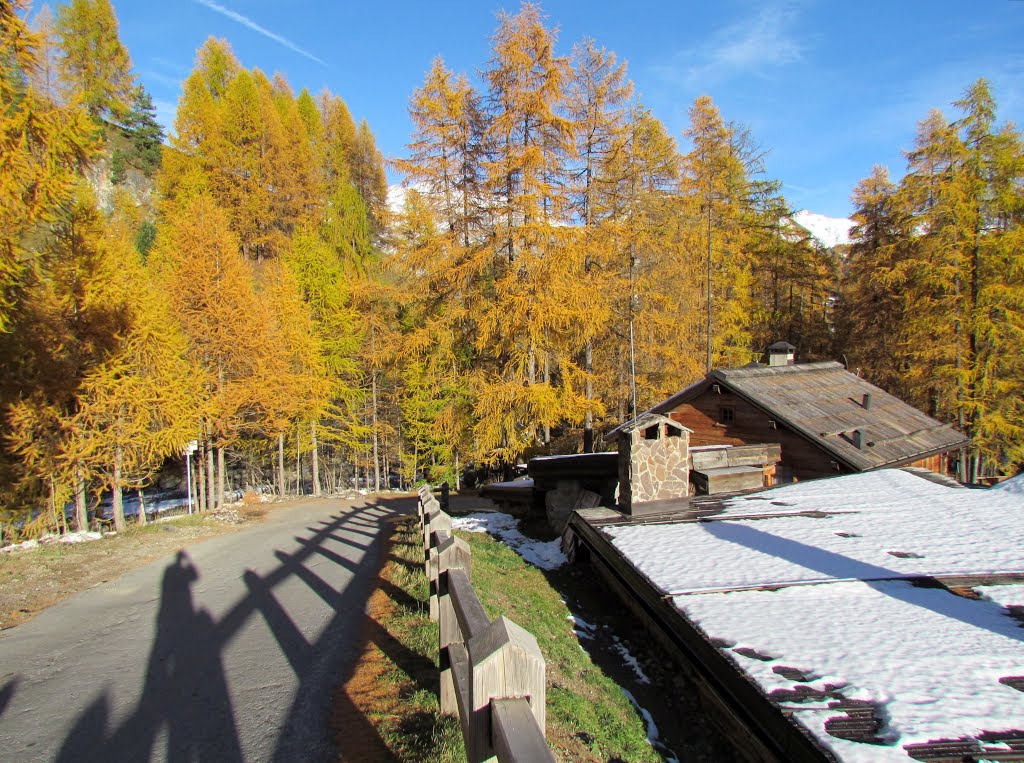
[184,440,199,514]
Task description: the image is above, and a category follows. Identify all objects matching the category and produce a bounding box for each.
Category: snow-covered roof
[606,469,1024,760]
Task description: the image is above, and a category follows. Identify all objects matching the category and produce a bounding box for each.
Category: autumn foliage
[2,1,1022,535]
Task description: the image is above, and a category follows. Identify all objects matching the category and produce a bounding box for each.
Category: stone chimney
[767,341,797,367]
[610,413,693,515]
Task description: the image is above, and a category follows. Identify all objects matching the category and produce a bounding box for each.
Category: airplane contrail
[193,0,327,67]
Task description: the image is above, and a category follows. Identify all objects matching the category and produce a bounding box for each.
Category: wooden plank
[449,568,490,640]
[492,698,556,763]
[449,642,472,744]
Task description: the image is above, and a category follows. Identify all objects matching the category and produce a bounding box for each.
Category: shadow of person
[103,550,243,762]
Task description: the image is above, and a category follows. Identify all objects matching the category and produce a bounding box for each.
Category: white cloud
[192,0,327,67]
[655,3,805,87]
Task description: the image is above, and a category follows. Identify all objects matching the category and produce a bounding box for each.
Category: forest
[1,0,1021,536]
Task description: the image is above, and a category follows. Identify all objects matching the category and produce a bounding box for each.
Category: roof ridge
[715,361,844,378]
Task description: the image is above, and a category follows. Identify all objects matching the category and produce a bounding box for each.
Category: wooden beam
[449,568,490,641]
[492,698,556,763]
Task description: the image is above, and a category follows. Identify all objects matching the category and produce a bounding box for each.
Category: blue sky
[79,0,1024,218]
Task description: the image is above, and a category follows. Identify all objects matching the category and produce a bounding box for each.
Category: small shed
[607,412,692,514]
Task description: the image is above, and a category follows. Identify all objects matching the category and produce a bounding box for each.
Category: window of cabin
[644,425,660,440]
[718,406,735,425]
[666,426,682,438]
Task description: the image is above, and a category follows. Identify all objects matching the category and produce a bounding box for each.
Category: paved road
[0,495,411,762]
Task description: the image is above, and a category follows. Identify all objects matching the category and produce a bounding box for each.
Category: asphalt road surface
[0,495,411,762]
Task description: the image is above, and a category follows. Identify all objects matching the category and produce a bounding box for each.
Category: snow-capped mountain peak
[792,210,853,249]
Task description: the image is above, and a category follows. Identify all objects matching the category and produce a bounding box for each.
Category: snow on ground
[567,614,597,640]
[450,511,567,570]
[611,636,652,685]
[606,469,1024,760]
[621,688,679,763]
[2,531,104,553]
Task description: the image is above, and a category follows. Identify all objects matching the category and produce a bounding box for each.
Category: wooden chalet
[647,345,970,483]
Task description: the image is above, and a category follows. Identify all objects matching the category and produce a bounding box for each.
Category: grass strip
[342,515,661,762]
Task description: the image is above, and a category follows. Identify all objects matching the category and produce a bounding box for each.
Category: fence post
[440,481,450,512]
[466,616,546,763]
[428,509,452,621]
[438,533,472,715]
[422,496,439,561]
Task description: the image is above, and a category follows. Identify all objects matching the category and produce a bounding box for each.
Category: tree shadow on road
[44,494,418,762]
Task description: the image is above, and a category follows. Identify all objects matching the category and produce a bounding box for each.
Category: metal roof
[605,411,692,442]
[651,361,970,471]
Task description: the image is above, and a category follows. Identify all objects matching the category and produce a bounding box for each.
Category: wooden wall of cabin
[906,453,948,474]
[667,389,843,482]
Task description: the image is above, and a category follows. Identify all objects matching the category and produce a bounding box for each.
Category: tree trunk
[278,432,286,498]
[217,446,226,507]
[206,440,216,511]
[543,354,550,444]
[137,488,147,527]
[198,442,207,512]
[190,455,198,514]
[706,198,714,374]
[75,468,88,531]
[584,339,594,453]
[371,372,381,492]
[311,422,320,497]
[48,476,59,534]
[295,425,302,496]
[112,445,126,533]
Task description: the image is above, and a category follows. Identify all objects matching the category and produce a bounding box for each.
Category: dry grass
[333,518,463,762]
[0,513,240,630]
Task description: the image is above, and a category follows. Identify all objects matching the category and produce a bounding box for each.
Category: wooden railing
[417,484,556,763]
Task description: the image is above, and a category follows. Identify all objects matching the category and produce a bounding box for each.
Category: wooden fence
[417,484,556,763]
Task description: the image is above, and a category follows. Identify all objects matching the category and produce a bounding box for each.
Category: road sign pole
[186,451,193,515]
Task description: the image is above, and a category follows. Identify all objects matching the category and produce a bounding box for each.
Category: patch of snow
[678,581,1024,761]
[567,614,597,640]
[606,469,1024,759]
[612,636,652,685]
[992,472,1024,494]
[53,531,102,545]
[793,210,854,248]
[975,584,1024,608]
[387,183,407,213]
[1,539,39,553]
[567,614,596,631]
[607,470,1024,594]
[2,531,104,553]
[451,511,567,570]
[621,688,679,762]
